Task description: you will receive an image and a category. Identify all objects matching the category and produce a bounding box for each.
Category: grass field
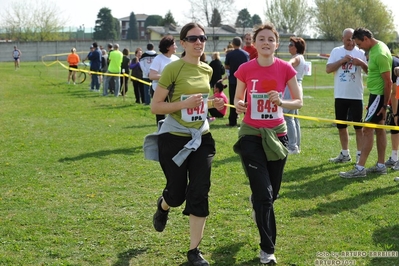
[0,60,398,266]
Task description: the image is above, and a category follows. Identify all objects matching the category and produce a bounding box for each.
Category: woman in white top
[149,36,179,124]
[283,37,306,154]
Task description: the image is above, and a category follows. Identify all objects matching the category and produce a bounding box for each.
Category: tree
[210,8,222,27]
[314,0,395,42]
[235,8,252,35]
[145,15,164,28]
[188,0,235,27]
[93,8,117,40]
[252,14,263,28]
[1,0,67,41]
[127,12,138,40]
[265,0,312,35]
[113,17,120,40]
[163,10,177,26]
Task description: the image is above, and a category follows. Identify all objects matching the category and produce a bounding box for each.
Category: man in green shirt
[103,43,123,97]
[340,27,393,178]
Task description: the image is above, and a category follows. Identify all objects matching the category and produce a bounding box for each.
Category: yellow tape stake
[223,103,399,130]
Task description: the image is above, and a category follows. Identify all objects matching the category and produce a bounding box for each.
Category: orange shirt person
[67,48,80,84]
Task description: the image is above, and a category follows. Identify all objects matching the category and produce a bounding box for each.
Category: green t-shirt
[108,50,123,73]
[367,41,392,95]
[158,59,212,129]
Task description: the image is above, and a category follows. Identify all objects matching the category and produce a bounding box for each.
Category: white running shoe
[329,152,351,163]
[260,250,277,264]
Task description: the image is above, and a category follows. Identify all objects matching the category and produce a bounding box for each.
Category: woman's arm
[151,86,205,115]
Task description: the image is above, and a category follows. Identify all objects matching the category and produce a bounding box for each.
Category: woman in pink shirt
[233,23,303,265]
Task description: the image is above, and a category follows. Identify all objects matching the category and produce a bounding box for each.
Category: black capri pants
[158,132,215,217]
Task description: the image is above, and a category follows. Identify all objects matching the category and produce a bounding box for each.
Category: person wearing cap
[103,43,123,97]
[67,47,80,84]
[88,42,102,92]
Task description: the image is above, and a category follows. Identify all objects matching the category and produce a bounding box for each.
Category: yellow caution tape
[41,56,152,85]
[223,103,399,130]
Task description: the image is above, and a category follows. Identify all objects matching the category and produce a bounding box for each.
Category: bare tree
[314,0,395,41]
[188,0,235,27]
[1,0,67,41]
[187,0,235,51]
[265,0,312,36]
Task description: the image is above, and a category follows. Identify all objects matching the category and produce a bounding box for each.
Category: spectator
[103,43,123,97]
[224,36,249,126]
[149,35,179,124]
[327,28,368,163]
[208,81,228,119]
[139,43,157,105]
[209,52,225,88]
[243,32,258,60]
[120,48,130,96]
[130,48,144,103]
[88,42,102,92]
[340,27,392,178]
[12,46,21,70]
[67,47,80,85]
[283,36,308,154]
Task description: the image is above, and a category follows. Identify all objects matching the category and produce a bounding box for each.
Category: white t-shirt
[150,54,179,91]
[327,46,366,100]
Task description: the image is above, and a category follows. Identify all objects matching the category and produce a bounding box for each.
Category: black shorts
[334,98,363,129]
[365,94,385,124]
[69,65,78,73]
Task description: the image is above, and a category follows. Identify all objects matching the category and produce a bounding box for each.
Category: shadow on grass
[369,224,399,266]
[112,248,147,266]
[291,185,399,217]
[58,146,142,162]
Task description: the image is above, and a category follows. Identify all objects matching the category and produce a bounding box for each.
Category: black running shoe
[187,248,209,266]
[152,196,169,232]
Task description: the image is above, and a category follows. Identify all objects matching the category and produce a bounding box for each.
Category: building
[119,14,148,40]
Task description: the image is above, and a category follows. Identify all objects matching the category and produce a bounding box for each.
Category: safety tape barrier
[223,103,399,130]
[41,55,151,86]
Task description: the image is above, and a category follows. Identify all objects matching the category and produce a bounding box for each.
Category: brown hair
[253,23,279,43]
[289,36,306,54]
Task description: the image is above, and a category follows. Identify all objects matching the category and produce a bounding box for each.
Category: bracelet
[208,100,214,108]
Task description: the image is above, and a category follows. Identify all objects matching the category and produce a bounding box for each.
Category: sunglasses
[184,35,208,43]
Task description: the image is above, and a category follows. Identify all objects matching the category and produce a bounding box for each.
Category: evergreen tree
[93,7,117,40]
[163,10,177,26]
[210,8,222,27]
[127,12,138,40]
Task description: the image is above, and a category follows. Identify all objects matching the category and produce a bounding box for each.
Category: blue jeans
[283,84,301,150]
[91,71,100,90]
[103,72,121,96]
[283,109,301,151]
[143,78,151,105]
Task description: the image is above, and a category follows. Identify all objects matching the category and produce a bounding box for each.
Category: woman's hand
[267,90,282,106]
[184,94,204,109]
[213,98,225,110]
[235,100,247,114]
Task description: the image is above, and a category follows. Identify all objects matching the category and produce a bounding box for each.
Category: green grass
[0,61,398,266]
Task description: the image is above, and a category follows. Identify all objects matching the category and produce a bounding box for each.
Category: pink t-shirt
[235,58,296,129]
[213,91,228,116]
